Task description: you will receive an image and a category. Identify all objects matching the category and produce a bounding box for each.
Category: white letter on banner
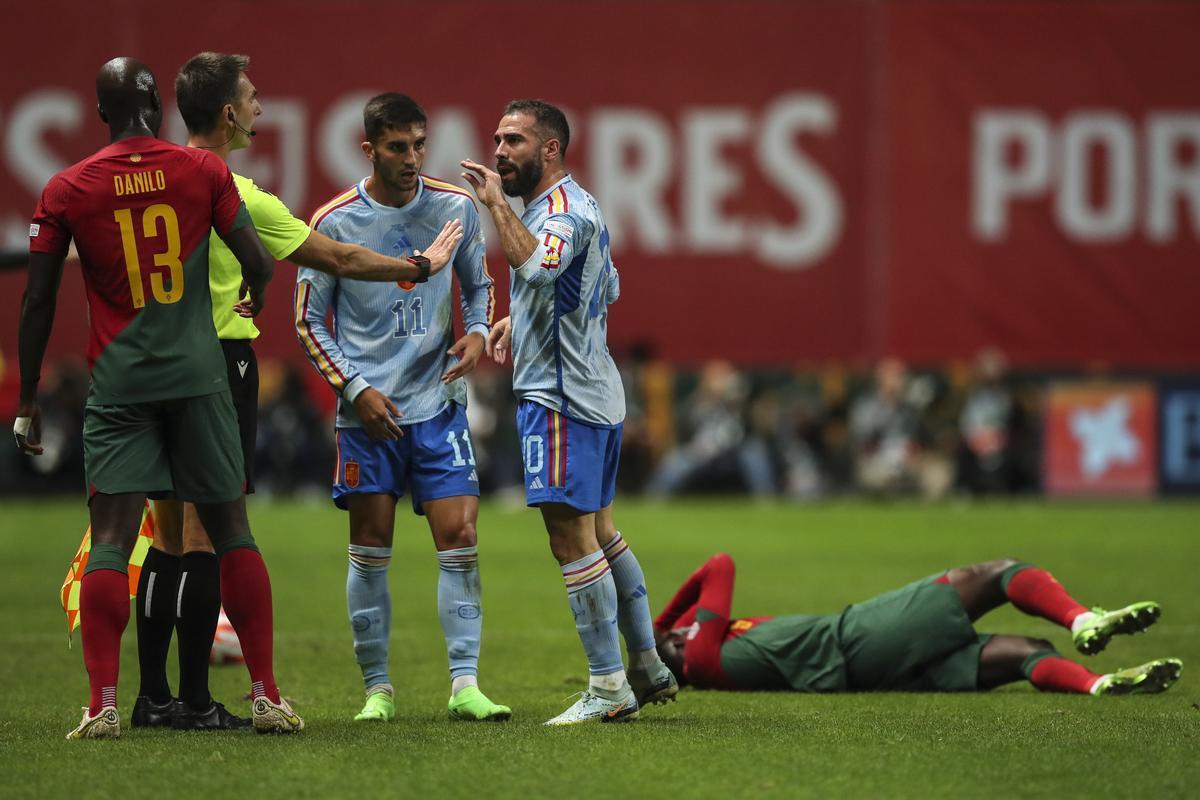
[1146,113,1200,242]
[682,108,750,251]
[972,110,1052,240]
[755,93,842,269]
[1056,112,1136,242]
[589,109,674,252]
[5,90,83,194]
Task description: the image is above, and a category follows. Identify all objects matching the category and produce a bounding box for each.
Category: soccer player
[461,100,677,725]
[16,57,300,738]
[655,553,1181,696]
[128,52,464,732]
[297,93,509,722]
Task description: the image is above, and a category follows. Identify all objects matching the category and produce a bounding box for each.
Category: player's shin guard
[562,551,624,680]
[601,533,657,657]
[1024,650,1102,694]
[175,552,220,708]
[347,545,392,691]
[218,543,280,704]
[81,545,131,716]
[437,546,481,681]
[135,546,180,703]
[1002,563,1090,629]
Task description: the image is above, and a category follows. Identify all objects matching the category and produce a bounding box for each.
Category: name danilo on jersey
[113,170,167,197]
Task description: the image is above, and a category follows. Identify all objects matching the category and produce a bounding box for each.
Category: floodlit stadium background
[2,0,1199,500]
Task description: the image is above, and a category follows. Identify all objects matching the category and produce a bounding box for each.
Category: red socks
[1029,656,1102,694]
[219,548,280,703]
[1004,567,1089,629]
[80,569,130,715]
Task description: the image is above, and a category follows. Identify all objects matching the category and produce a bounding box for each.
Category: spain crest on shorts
[344,459,360,488]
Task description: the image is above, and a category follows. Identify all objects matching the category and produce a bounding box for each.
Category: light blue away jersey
[296,176,494,428]
[510,175,625,426]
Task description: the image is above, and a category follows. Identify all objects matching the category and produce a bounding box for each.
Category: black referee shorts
[220,339,258,494]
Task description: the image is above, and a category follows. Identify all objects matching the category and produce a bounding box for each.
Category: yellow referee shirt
[210,173,311,340]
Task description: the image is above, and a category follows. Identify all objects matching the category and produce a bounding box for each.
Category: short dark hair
[363,93,426,142]
[504,99,570,157]
[175,52,249,134]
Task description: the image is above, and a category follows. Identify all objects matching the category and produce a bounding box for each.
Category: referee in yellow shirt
[130,52,463,730]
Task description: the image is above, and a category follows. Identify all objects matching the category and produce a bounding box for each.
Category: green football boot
[1093,658,1182,696]
[1073,602,1161,655]
[354,689,395,722]
[448,685,511,721]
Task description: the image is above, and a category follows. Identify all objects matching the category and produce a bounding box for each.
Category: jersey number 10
[114,204,184,308]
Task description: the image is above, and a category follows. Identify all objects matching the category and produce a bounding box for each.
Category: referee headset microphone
[229,110,256,138]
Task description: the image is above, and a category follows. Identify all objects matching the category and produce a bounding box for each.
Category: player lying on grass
[655,554,1181,696]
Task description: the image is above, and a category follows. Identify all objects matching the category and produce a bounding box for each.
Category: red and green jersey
[655,554,847,692]
[29,136,251,405]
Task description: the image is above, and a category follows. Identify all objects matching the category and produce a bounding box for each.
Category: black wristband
[407,254,431,282]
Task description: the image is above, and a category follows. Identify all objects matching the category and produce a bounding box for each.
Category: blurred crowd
[1,346,1046,501]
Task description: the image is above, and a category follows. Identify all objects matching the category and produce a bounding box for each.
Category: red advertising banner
[1,1,1198,370]
[885,2,1200,368]
[1043,383,1157,497]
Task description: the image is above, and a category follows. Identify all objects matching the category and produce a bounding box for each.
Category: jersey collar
[356,175,425,214]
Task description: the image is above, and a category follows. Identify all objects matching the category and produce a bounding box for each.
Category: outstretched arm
[291,220,462,282]
[15,251,66,454]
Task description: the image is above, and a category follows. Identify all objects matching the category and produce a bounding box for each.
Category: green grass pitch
[1,499,1197,798]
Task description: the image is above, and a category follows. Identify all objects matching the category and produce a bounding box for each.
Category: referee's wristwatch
[407,254,432,282]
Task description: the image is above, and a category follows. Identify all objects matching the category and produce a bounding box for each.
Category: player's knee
[439,521,477,550]
[351,526,392,549]
[993,557,1021,573]
[1024,636,1056,655]
[546,532,579,565]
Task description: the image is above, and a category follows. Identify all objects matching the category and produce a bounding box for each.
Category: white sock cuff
[437,545,478,571]
[562,550,611,594]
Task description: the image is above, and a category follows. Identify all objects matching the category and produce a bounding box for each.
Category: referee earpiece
[227,110,256,138]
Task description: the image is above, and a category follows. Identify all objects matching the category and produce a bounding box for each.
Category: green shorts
[83,390,244,504]
[838,575,990,692]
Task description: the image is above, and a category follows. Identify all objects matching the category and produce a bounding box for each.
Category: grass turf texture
[1,500,1197,799]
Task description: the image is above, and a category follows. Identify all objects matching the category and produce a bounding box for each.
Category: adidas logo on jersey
[529,477,545,490]
[468,470,478,482]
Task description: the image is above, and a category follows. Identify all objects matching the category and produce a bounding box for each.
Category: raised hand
[418,219,464,277]
[460,160,507,210]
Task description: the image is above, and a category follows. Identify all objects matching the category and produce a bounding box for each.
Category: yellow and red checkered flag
[60,501,157,642]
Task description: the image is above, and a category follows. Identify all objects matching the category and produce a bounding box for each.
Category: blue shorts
[332,402,479,515]
[516,400,621,513]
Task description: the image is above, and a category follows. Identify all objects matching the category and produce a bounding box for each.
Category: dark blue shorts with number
[332,402,479,515]
[516,400,621,513]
